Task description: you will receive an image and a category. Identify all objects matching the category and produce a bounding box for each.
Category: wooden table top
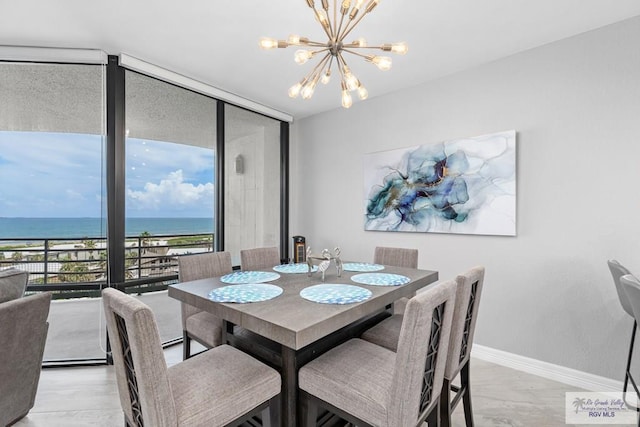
[168,265,438,350]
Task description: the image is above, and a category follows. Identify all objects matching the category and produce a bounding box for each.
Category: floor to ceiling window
[0,60,107,362]
[0,49,289,365]
[124,70,216,343]
[224,105,282,266]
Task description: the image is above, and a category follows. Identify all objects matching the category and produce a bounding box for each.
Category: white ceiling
[1,0,639,120]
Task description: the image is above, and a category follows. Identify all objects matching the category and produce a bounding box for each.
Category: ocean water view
[0,217,214,240]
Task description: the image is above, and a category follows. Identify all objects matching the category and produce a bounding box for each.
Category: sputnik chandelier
[259,0,408,108]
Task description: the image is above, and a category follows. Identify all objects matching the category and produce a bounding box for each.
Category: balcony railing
[0,233,214,297]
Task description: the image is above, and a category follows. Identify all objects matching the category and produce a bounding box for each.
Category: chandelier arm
[336,52,350,80]
[341,48,370,59]
[339,7,372,41]
[322,55,334,81]
[316,54,333,83]
[311,7,334,39]
[336,12,347,40]
[333,0,338,37]
[306,41,330,47]
[309,52,333,80]
[341,44,383,49]
[311,47,331,56]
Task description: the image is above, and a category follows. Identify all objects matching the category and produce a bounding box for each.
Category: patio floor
[44,290,182,362]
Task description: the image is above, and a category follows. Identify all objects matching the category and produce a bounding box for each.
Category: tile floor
[13,345,633,427]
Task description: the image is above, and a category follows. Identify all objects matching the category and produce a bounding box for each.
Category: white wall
[291,16,640,379]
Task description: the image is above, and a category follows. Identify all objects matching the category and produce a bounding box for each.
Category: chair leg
[461,361,474,427]
[303,392,318,427]
[624,321,637,397]
[426,400,440,426]
[183,331,191,360]
[268,394,280,427]
[261,407,271,427]
[440,377,452,427]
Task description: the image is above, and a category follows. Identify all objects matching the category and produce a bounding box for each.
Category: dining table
[168,262,438,427]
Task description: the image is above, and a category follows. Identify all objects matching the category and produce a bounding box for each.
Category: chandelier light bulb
[294,49,314,65]
[391,42,408,55]
[382,42,409,55]
[358,85,368,100]
[341,89,353,108]
[301,83,316,100]
[370,55,392,71]
[288,34,301,45]
[345,72,359,91]
[341,0,351,14]
[259,37,279,50]
[365,0,380,14]
[315,9,330,28]
[288,83,303,98]
[321,69,332,84]
[354,37,367,47]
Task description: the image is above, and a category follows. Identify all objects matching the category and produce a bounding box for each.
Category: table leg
[221,320,234,345]
[281,346,298,427]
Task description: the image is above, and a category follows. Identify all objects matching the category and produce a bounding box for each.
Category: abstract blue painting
[364,130,516,236]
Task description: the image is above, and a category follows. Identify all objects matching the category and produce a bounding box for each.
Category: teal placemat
[220,271,280,284]
[300,284,372,304]
[208,284,283,303]
[273,263,318,274]
[350,273,410,286]
[342,262,385,272]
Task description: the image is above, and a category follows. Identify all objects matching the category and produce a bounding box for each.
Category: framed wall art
[364,130,516,236]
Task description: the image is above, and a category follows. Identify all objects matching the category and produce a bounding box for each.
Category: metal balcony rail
[0,233,214,297]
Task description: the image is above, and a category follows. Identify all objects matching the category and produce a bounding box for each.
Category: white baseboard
[471,344,623,392]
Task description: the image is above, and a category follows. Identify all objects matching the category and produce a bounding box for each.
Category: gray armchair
[0,268,28,303]
[0,292,52,426]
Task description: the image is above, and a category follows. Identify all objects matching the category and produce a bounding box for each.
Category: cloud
[127,170,214,214]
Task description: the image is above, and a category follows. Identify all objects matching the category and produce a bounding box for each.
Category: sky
[0,131,215,218]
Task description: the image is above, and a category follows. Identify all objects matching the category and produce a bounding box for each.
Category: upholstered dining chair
[619,274,640,420]
[240,246,281,271]
[299,279,456,427]
[361,266,485,427]
[103,288,281,427]
[609,260,638,408]
[374,246,419,269]
[374,246,418,314]
[178,251,232,360]
[0,292,52,426]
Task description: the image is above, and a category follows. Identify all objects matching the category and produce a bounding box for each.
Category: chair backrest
[608,260,634,317]
[621,275,640,324]
[0,268,29,303]
[445,266,485,380]
[0,292,51,426]
[178,251,233,282]
[374,247,418,269]
[240,246,280,271]
[103,288,176,427]
[387,279,456,427]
